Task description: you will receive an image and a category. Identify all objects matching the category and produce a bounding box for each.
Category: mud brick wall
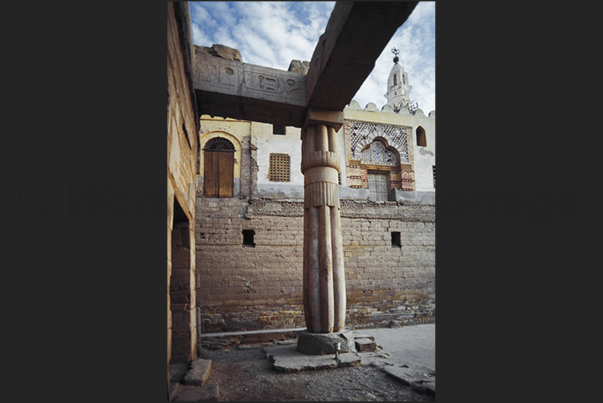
[195,198,435,333]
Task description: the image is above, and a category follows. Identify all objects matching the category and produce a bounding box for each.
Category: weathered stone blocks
[355,338,377,352]
[182,358,212,386]
[296,331,350,355]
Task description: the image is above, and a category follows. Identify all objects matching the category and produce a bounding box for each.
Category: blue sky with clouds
[190,1,435,113]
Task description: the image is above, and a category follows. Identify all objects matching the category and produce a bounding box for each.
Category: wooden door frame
[367,169,390,201]
[203,149,235,198]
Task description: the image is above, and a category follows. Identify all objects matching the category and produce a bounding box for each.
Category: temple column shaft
[301,110,345,333]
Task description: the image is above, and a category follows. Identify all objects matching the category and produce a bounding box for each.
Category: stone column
[301,109,345,334]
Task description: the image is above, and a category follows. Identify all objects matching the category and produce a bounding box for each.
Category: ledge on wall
[392,189,435,205]
[254,186,434,205]
[339,186,370,200]
[257,184,304,200]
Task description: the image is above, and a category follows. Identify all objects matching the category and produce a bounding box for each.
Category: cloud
[190,1,434,112]
[353,2,436,112]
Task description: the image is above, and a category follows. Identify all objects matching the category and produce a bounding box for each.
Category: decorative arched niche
[346,120,415,195]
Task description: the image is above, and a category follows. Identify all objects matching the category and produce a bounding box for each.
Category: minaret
[384,47,412,110]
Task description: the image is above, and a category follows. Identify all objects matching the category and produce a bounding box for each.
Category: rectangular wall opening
[243,229,255,247]
[391,231,401,248]
[272,125,286,135]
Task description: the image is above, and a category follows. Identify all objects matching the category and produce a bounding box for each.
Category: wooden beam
[306,1,418,111]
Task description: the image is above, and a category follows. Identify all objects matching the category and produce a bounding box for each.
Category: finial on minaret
[391,47,400,64]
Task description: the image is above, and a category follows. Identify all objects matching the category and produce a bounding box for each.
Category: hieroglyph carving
[194,51,306,105]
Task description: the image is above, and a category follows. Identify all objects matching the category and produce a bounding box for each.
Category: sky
[190,1,435,113]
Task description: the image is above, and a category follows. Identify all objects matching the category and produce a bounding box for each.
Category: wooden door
[204,150,234,198]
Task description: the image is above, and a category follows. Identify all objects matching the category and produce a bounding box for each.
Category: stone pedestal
[296,331,350,355]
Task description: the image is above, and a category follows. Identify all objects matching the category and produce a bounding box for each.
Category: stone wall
[195,197,434,333]
[168,1,199,364]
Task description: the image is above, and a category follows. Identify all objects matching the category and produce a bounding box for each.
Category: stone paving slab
[263,345,361,373]
[383,365,436,396]
[356,351,393,368]
[172,383,219,401]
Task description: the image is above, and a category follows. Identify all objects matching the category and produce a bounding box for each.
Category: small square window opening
[243,230,255,247]
[269,153,291,182]
[273,125,286,135]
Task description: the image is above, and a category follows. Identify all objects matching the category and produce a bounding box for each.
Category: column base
[296,330,350,355]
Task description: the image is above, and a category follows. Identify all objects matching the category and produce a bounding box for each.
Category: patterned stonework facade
[344,120,415,193]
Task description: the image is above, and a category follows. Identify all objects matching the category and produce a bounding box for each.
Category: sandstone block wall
[195,198,434,333]
[168,1,199,364]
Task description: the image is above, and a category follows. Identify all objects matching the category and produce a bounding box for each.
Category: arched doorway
[203,137,235,198]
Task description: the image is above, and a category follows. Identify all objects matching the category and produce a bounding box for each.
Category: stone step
[170,362,190,383]
[169,382,181,401]
[172,383,219,401]
[182,358,212,386]
[169,362,191,400]
[199,327,305,349]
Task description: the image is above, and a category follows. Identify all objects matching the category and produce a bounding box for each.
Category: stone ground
[198,346,434,401]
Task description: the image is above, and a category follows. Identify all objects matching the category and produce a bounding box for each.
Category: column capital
[302,108,344,133]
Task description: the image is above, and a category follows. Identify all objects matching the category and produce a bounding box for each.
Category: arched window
[203,137,235,198]
[204,137,235,151]
[416,126,426,147]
